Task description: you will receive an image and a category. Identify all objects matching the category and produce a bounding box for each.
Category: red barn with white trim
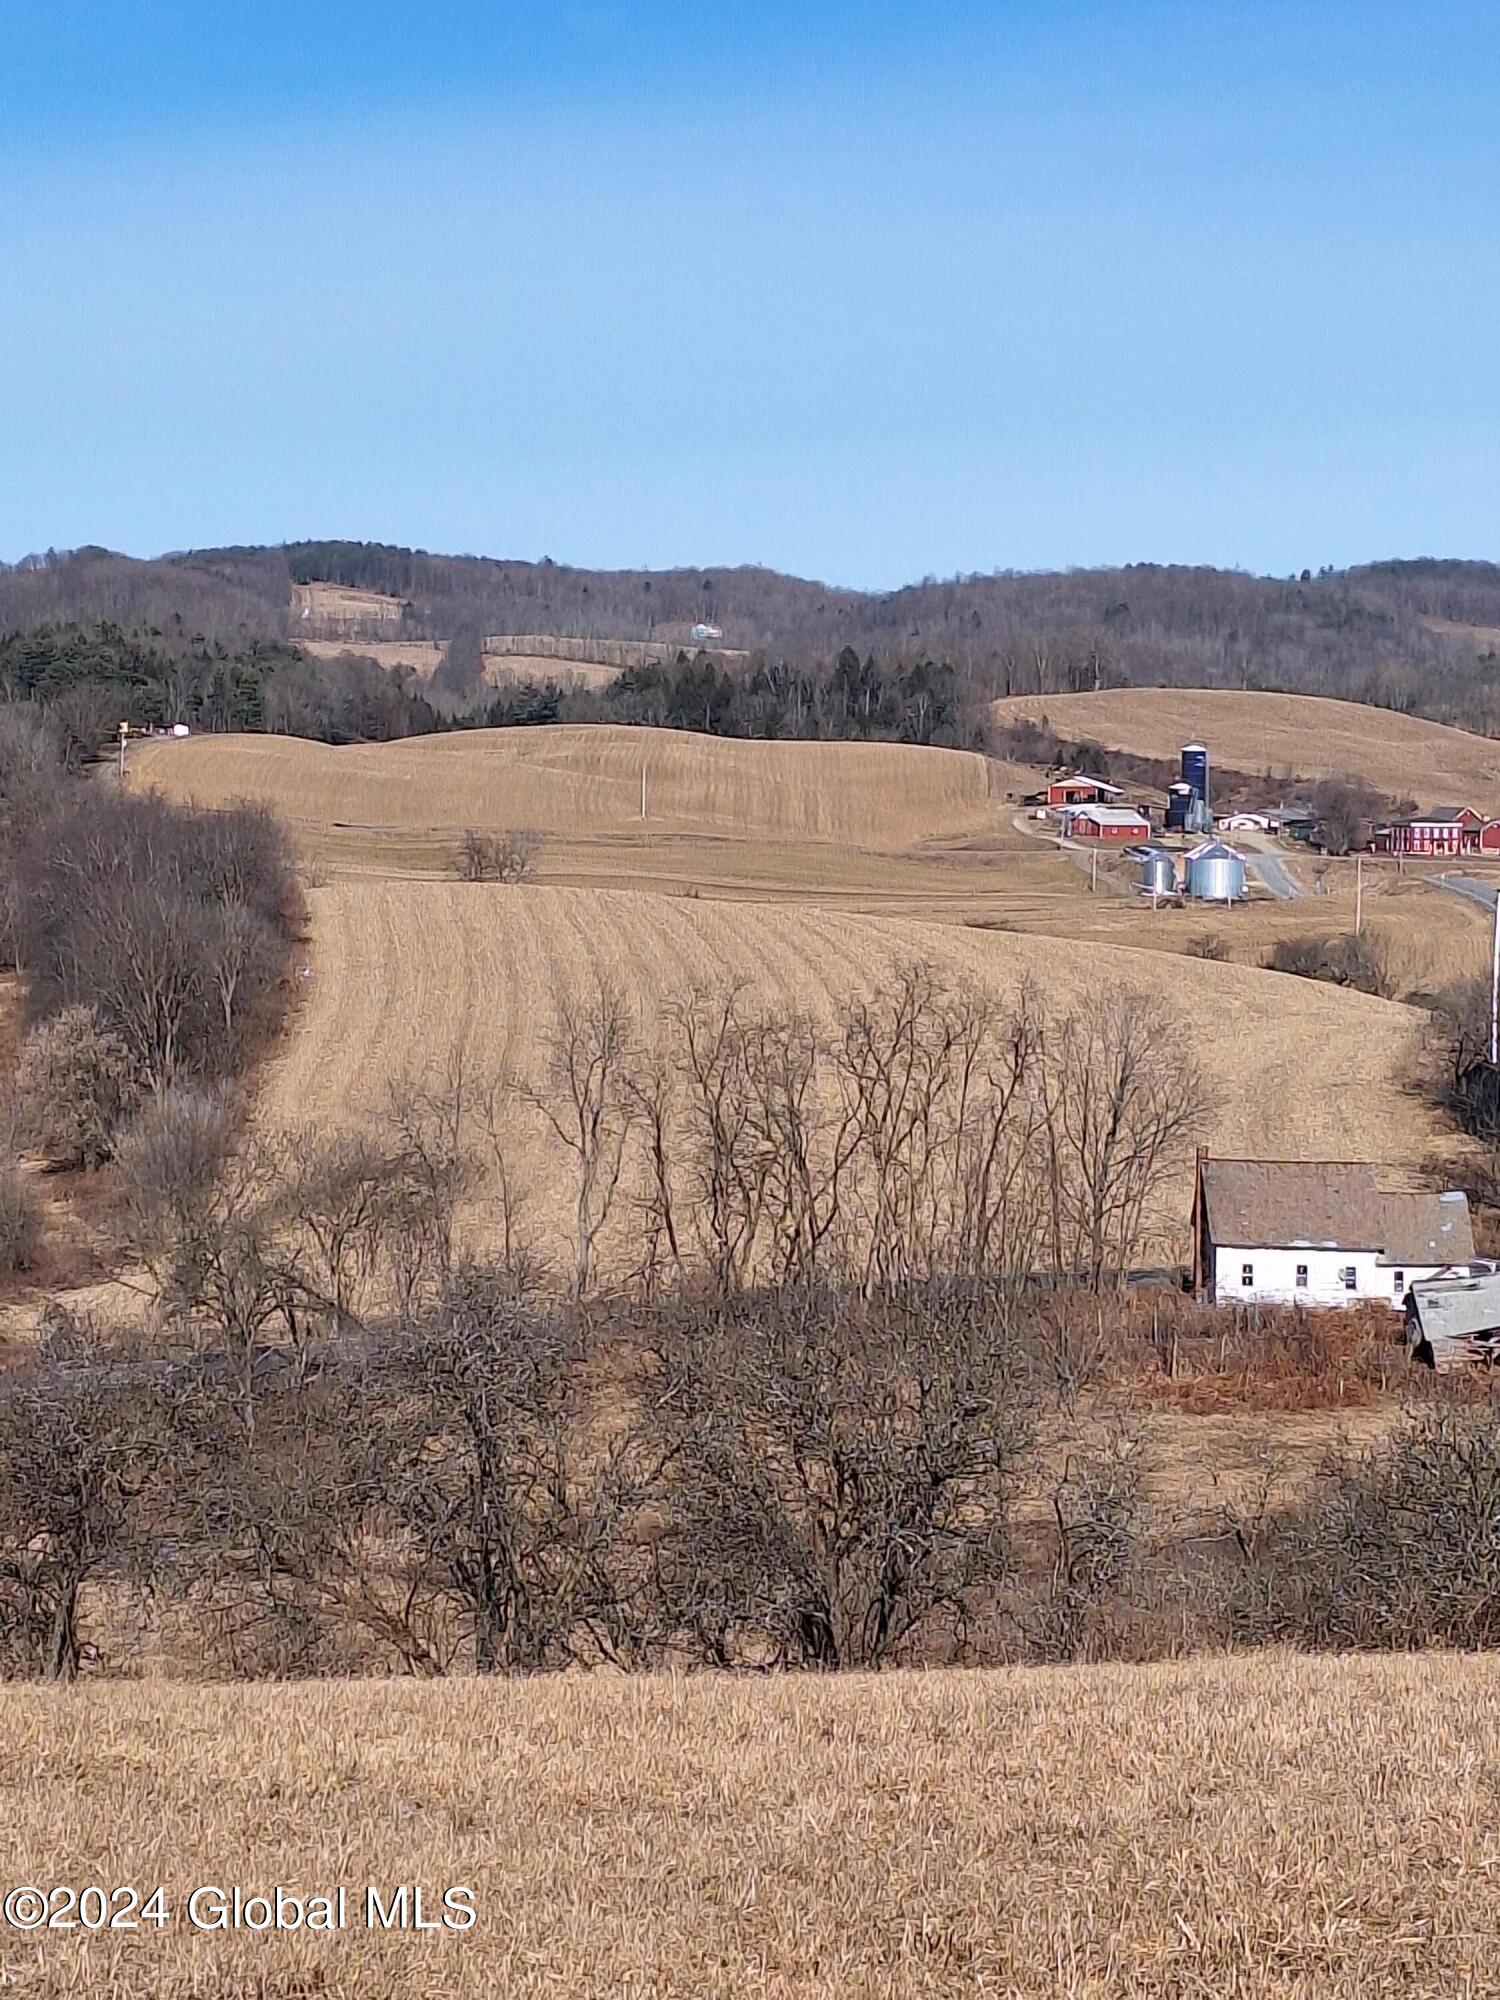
[1067,804,1151,842]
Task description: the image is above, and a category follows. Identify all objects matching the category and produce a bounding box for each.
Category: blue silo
[1181,743,1210,809]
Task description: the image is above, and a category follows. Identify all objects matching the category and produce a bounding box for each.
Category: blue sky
[2,1,1497,587]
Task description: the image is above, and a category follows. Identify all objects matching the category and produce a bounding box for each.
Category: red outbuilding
[1066,805,1151,842]
[1038,773,1126,808]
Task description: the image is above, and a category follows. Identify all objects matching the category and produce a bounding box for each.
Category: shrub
[1264,930,1392,998]
[1243,1406,1500,1650]
[0,1165,40,1273]
[114,1085,241,1238]
[13,1006,136,1168]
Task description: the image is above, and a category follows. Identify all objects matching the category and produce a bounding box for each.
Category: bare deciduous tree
[1039,991,1209,1289]
[526,982,637,1297]
[0,1335,164,1682]
[644,1286,1035,1670]
[453,827,544,885]
[13,1005,137,1168]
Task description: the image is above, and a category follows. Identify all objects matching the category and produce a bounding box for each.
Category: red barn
[1067,804,1151,842]
[1039,773,1126,808]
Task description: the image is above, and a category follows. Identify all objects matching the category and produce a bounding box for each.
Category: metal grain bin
[1139,847,1177,897]
[1166,782,1195,831]
[1181,743,1210,808]
[1184,838,1246,902]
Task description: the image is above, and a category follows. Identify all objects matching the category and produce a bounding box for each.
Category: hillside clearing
[301,639,624,689]
[0,1653,1494,1997]
[292,581,405,630]
[992,686,1500,811]
[130,726,1035,850]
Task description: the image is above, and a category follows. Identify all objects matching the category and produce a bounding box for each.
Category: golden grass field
[292,581,406,630]
[1,1653,1496,1997]
[302,639,626,689]
[131,725,1036,849]
[302,637,445,674]
[258,879,1443,1275]
[993,685,1500,812]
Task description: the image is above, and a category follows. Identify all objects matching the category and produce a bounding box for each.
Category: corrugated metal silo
[1184,839,1246,903]
[1139,847,1177,897]
[1181,742,1210,807]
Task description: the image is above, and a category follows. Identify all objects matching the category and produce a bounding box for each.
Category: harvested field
[301,640,622,688]
[130,725,1035,850]
[992,686,1500,811]
[483,651,621,689]
[301,637,445,674]
[1,1652,1496,1997]
[1419,613,1500,650]
[262,880,1439,1271]
[292,581,405,631]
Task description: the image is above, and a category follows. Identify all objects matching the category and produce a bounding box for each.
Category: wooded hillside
[4,542,1500,737]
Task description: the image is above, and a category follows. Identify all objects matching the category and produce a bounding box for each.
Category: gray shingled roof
[1409,1271,1500,1342]
[1201,1160,1475,1266]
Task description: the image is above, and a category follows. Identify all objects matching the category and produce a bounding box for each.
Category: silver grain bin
[1184,839,1246,903]
[1139,847,1178,898]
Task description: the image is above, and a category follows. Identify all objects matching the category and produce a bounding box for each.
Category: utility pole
[1090,848,1098,895]
[1490,889,1500,1068]
[641,764,648,821]
[117,721,128,784]
[1354,854,1363,937]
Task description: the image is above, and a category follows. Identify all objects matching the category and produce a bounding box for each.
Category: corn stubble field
[264,878,1441,1271]
[130,726,1025,848]
[0,1655,1494,1998]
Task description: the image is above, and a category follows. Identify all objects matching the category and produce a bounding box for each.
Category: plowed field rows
[134,725,1025,849]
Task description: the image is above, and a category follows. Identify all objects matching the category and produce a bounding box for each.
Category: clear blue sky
[3,1,1497,587]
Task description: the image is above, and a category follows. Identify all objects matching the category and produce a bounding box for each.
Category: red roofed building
[1382,806,1483,857]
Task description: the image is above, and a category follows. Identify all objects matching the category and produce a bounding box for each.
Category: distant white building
[690,622,724,643]
[1192,1154,1477,1310]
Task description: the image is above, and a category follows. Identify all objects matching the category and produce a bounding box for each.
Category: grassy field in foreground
[0,1653,1493,1997]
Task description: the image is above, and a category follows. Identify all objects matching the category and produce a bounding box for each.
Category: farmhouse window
[1393,1270,1405,1295]
[1240,1263,1254,1288]
[1295,1264,1309,1289]
[1342,1267,1358,1291]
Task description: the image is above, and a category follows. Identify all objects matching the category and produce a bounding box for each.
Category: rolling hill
[130,725,1032,849]
[10,545,1500,740]
[992,687,1500,812]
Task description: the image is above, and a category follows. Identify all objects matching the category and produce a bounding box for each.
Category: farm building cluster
[1025,743,1253,901]
[1027,732,1500,900]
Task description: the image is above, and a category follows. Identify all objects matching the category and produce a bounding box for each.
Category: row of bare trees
[0,1278,1096,1681]
[526,968,1207,1298]
[3,1258,1490,1684]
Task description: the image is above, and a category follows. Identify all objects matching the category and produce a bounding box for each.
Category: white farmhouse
[1191,1153,1476,1310]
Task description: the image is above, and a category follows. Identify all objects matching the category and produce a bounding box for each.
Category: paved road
[1243,852,1301,901]
[1435,874,1500,912]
